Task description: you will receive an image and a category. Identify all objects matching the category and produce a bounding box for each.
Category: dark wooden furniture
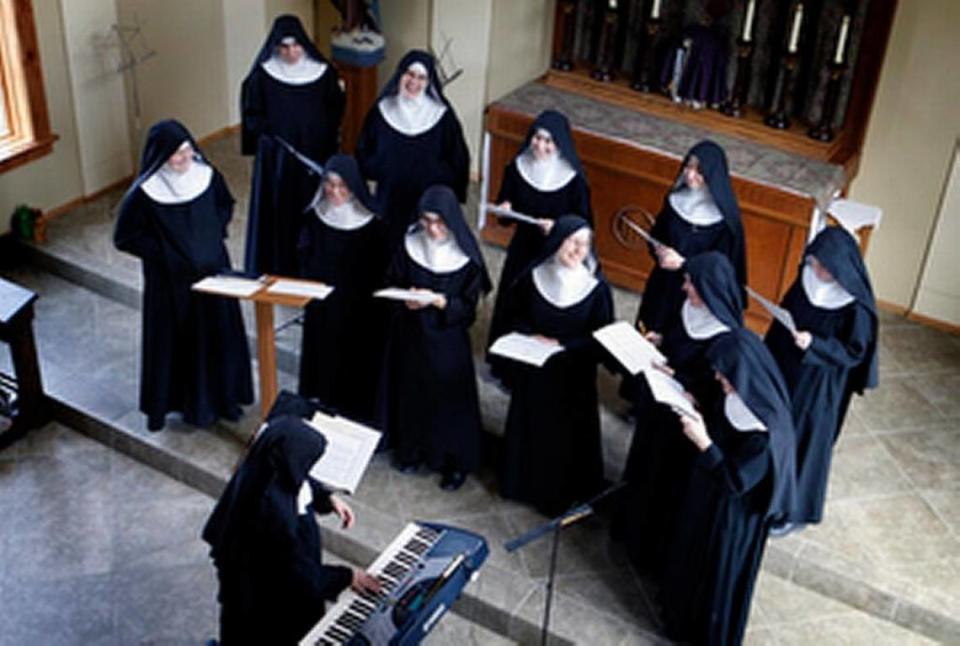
[337,61,379,155]
[0,277,45,449]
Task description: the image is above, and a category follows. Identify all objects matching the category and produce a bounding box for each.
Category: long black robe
[297,213,388,426]
[202,411,353,645]
[114,171,253,430]
[487,161,592,354]
[499,273,614,516]
[378,251,486,472]
[659,413,773,646]
[356,107,469,248]
[764,281,873,523]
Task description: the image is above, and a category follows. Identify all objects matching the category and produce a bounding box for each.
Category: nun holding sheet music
[242,15,345,275]
[498,216,613,516]
[114,120,253,432]
[297,155,388,426]
[764,226,878,532]
[615,252,745,573]
[486,110,592,364]
[356,50,470,249]
[377,186,491,492]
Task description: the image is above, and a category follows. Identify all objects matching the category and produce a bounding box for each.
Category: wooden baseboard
[876,298,910,317]
[906,310,960,336]
[198,123,240,146]
[36,174,134,243]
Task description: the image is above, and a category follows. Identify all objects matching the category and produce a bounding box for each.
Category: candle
[833,15,850,64]
[608,0,617,9]
[742,0,756,42]
[787,3,803,54]
[651,0,662,20]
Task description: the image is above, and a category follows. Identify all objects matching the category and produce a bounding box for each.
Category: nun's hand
[656,246,685,271]
[644,330,663,347]
[351,569,383,595]
[652,360,674,376]
[680,415,712,452]
[497,201,513,226]
[532,334,560,346]
[330,495,355,530]
[793,330,813,351]
[404,288,430,310]
[431,294,447,310]
[538,218,554,235]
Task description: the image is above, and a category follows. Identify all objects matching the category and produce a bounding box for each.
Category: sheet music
[266,278,334,301]
[489,332,564,367]
[619,215,664,248]
[746,286,797,334]
[374,287,441,304]
[305,412,381,494]
[484,203,542,226]
[644,369,702,423]
[192,275,263,298]
[593,321,667,375]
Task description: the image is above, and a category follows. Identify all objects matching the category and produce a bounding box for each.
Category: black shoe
[393,459,420,474]
[147,414,165,432]
[440,470,466,491]
[769,521,802,538]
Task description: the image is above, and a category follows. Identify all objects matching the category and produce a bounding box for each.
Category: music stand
[504,482,626,645]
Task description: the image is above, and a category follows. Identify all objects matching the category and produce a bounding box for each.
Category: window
[0,0,55,173]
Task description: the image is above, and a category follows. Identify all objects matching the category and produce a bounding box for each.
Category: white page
[746,286,797,334]
[305,412,381,494]
[484,203,542,226]
[489,332,564,367]
[593,321,667,375]
[267,279,334,301]
[192,275,263,298]
[645,368,702,423]
[374,287,440,304]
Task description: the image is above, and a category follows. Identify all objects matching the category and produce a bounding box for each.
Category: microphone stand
[504,481,626,645]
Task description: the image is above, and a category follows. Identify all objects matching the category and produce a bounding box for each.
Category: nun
[297,155,389,425]
[616,252,744,572]
[498,215,614,516]
[355,50,469,249]
[114,119,253,432]
[378,185,491,491]
[242,15,345,275]
[487,110,592,373]
[765,226,878,531]
[634,140,746,339]
[659,328,796,646]
[202,397,381,644]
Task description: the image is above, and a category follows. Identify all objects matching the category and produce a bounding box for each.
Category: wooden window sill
[0,132,57,174]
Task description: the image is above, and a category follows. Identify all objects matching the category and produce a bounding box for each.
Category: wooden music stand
[193,275,326,418]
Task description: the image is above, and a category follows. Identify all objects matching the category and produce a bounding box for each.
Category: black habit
[378,186,491,475]
[202,399,353,645]
[498,216,613,516]
[617,252,744,573]
[636,140,746,335]
[355,50,470,249]
[487,110,592,366]
[764,226,878,523]
[113,119,253,431]
[297,155,389,425]
[242,15,345,275]
[659,329,796,646]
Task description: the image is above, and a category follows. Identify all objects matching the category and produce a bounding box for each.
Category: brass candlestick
[552,0,578,71]
[764,53,798,130]
[591,3,620,82]
[808,62,846,141]
[631,17,663,92]
[721,38,755,116]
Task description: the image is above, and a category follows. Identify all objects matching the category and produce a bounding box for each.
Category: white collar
[312,196,374,231]
[681,298,730,340]
[296,480,313,515]
[802,262,855,309]
[140,161,213,204]
[515,151,577,192]
[404,228,470,273]
[532,258,598,308]
[261,55,328,85]
[724,392,767,432]
[378,93,447,136]
[669,185,724,226]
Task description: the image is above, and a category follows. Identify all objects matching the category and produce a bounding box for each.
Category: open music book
[192,275,264,298]
[746,286,797,334]
[374,287,441,304]
[305,411,381,494]
[266,278,334,301]
[489,332,564,367]
[644,368,703,423]
[593,321,667,375]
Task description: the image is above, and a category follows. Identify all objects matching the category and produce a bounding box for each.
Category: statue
[329,0,385,67]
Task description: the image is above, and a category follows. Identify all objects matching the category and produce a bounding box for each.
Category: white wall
[377,0,432,90]
[0,0,84,220]
[486,0,553,102]
[224,0,267,125]
[59,0,132,193]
